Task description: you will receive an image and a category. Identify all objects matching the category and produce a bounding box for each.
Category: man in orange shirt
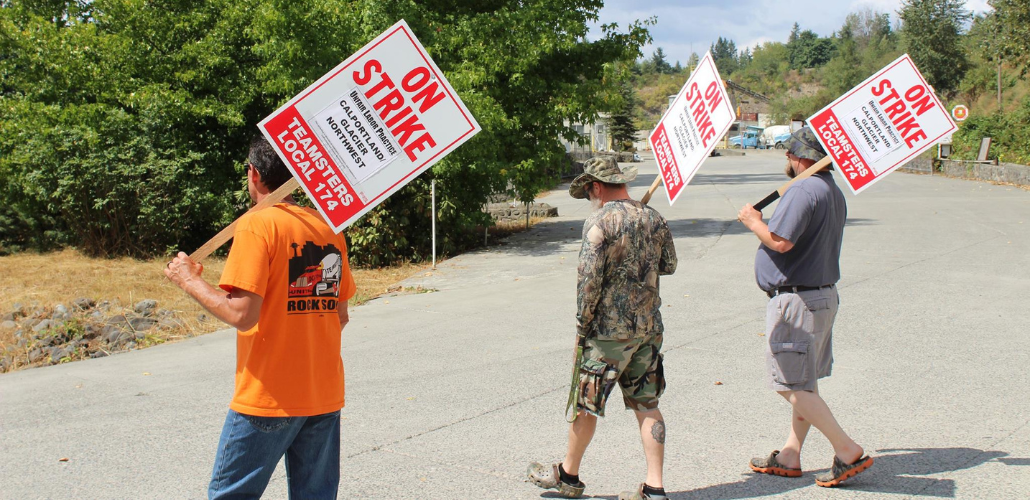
[166,136,356,499]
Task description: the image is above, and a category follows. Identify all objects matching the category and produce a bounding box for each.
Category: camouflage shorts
[575,334,665,417]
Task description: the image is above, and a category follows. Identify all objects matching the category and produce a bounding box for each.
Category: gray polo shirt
[755,171,847,291]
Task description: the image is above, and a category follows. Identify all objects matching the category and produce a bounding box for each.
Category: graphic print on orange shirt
[287,241,343,314]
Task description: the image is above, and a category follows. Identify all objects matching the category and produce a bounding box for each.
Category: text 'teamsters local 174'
[649,51,735,205]
[808,53,956,194]
[259,20,481,233]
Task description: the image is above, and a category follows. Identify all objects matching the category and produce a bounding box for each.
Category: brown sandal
[815,455,874,487]
[749,450,803,478]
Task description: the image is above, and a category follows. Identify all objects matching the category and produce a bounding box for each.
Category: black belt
[766,284,834,298]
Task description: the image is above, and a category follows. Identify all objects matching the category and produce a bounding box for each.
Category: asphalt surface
[2,151,1028,499]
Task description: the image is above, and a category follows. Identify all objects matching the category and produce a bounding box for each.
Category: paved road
[2,151,1028,499]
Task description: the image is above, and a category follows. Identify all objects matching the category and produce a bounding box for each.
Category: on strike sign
[259,20,480,232]
[808,54,955,194]
[648,51,734,204]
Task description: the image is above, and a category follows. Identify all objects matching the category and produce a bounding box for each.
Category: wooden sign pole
[753,156,831,211]
[640,176,663,205]
[189,177,301,261]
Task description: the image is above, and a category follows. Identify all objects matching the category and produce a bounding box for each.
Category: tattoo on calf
[651,420,666,444]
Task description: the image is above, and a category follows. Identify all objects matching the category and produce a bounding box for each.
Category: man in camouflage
[529,157,677,500]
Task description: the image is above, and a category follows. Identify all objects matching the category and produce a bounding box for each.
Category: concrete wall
[900,157,1030,186]
[486,203,558,222]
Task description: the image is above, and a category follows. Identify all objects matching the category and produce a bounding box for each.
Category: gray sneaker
[527,462,585,498]
[618,483,668,500]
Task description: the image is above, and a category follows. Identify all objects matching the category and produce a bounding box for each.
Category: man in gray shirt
[736,127,873,487]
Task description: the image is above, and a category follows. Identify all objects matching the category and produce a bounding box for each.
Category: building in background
[561,113,611,154]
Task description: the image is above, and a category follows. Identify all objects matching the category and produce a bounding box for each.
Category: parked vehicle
[728,125,764,149]
[761,125,792,149]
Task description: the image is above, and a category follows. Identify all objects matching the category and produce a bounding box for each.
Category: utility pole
[997,60,1002,109]
[995,19,1002,109]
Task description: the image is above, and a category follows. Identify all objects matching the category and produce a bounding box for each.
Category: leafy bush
[951,96,1030,165]
[0,0,649,262]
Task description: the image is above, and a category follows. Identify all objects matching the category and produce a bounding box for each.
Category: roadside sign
[648,51,734,204]
[258,20,480,233]
[952,104,968,121]
[808,54,956,194]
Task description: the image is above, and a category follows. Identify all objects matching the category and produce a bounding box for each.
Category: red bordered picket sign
[807,54,956,194]
[259,20,480,233]
[647,51,735,205]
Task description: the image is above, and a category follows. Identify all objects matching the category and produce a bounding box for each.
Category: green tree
[711,37,738,74]
[790,29,835,69]
[686,52,700,72]
[0,0,651,262]
[1,0,358,256]
[738,47,753,70]
[822,19,866,95]
[730,42,790,95]
[899,0,971,96]
[650,47,672,74]
[608,84,638,151]
[989,0,1030,77]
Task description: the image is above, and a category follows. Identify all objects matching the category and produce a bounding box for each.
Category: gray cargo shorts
[764,286,838,392]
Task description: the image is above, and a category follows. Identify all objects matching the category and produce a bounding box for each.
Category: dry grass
[0,249,230,323]
[0,250,425,315]
[0,249,427,372]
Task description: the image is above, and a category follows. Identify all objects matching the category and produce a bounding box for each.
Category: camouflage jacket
[577,199,677,340]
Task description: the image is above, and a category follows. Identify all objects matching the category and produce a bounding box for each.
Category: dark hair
[247,136,293,190]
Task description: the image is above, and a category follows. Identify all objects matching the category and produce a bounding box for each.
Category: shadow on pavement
[496,215,881,259]
[998,457,1030,466]
[693,172,789,186]
[660,447,1008,499]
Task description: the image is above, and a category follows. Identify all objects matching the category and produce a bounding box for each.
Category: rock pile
[0,299,202,373]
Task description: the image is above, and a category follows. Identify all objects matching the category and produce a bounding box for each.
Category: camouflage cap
[569,156,638,199]
[787,126,828,162]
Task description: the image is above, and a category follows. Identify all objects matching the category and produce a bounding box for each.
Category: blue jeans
[208,409,340,500]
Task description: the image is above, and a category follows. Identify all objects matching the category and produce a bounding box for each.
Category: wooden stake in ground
[752,156,831,211]
[189,178,301,262]
[640,176,663,205]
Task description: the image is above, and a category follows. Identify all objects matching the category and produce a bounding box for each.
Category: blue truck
[728,125,764,149]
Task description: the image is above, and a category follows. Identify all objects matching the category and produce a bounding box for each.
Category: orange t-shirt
[219,203,356,417]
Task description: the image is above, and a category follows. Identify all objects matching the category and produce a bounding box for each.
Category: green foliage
[990,0,1030,78]
[951,96,1030,165]
[685,52,699,72]
[789,29,835,69]
[0,0,650,262]
[711,37,738,74]
[899,0,971,96]
[608,83,637,151]
[649,47,672,74]
[0,0,364,257]
[822,10,899,97]
[631,72,688,130]
[341,0,650,267]
[730,42,791,96]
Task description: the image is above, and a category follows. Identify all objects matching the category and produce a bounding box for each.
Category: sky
[589,0,993,66]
